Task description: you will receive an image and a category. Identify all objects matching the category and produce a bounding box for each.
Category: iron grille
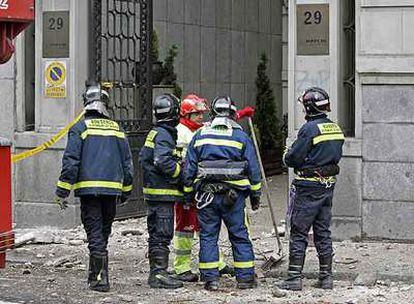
[343,0,355,137]
[89,0,153,218]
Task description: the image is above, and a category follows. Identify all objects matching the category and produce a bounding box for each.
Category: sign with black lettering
[43,11,69,58]
[297,4,329,55]
[0,0,9,10]
[44,60,67,98]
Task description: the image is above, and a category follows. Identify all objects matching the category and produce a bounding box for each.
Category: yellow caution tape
[12,111,85,163]
[100,82,114,90]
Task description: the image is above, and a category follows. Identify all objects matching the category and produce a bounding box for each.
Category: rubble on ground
[0,216,413,304]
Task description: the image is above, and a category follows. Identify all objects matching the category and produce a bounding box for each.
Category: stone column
[287,0,362,240]
[13,0,88,228]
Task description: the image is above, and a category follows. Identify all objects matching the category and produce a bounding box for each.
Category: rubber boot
[315,255,333,289]
[219,265,235,277]
[278,256,304,291]
[148,254,183,289]
[88,255,110,292]
[173,270,199,282]
[204,280,220,291]
[237,277,258,289]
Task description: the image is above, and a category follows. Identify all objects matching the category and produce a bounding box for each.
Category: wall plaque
[297,4,329,55]
[43,11,70,58]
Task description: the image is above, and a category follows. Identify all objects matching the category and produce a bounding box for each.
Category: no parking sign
[44,60,67,98]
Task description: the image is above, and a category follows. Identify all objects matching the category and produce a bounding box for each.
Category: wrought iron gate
[88,0,153,218]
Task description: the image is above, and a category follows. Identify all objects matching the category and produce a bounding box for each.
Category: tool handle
[248,117,284,253]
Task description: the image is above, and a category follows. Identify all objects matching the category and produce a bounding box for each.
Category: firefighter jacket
[283,113,345,186]
[139,123,183,202]
[56,112,134,198]
[176,122,195,159]
[183,119,262,201]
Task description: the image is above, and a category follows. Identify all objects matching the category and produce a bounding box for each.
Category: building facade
[288,0,414,241]
[1,0,413,241]
[2,0,284,228]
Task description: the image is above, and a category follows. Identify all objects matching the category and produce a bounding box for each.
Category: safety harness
[195,160,247,209]
[294,164,339,188]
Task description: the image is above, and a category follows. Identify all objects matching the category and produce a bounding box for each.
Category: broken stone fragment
[272,286,287,298]
[44,254,78,267]
[354,272,377,287]
[68,240,84,246]
[121,229,143,236]
[334,257,359,265]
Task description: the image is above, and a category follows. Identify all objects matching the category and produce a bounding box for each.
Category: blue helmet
[83,82,110,107]
[298,87,330,116]
[210,96,237,119]
[153,93,180,124]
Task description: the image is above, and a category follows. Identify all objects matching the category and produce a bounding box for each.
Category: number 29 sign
[297,4,329,56]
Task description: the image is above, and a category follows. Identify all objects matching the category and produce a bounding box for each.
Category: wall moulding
[361,0,414,7]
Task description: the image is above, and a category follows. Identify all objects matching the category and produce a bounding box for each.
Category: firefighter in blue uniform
[184,96,262,291]
[55,82,134,292]
[278,87,345,291]
[139,94,184,289]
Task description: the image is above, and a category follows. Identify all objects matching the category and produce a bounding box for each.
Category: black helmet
[298,87,330,116]
[153,93,180,124]
[210,96,237,119]
[83,81,110,107]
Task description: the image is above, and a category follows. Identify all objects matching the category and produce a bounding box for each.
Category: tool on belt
[295,164,339,188]
[195,182,240,210]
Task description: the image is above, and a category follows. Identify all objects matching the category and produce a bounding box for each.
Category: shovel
[247,117,285,270]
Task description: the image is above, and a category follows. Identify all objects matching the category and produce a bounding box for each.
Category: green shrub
[254,53,281,151]
[161,45,182,98]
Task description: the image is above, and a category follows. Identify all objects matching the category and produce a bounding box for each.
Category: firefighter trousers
[289,184,335,259]
[173,202,227,274]
[198,192,255,282]
[147,201,175,273]
[80,195,117,256]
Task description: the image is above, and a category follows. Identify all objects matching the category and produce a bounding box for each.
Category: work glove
[55,197,69,210]
[184,192,195,208]
[183,200,193,210]
[250,196,261,211]
[236,106,255,121]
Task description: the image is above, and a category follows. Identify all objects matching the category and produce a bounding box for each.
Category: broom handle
[248,118,284,253]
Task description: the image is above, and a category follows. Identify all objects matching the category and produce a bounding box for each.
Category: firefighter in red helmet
[172,94,235,282]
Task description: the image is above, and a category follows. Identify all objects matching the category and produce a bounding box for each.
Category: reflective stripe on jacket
[139,124,183,202]
[56,112,134,198]
[176,123,194,158]
[184,123,262,200]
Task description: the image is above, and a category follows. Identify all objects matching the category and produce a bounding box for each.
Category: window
[340,0,355,137]
[24,23,35,131]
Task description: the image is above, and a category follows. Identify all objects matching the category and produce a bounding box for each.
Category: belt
[294,175,336,188]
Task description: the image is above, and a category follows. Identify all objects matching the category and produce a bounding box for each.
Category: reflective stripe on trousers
[198,192,255,281]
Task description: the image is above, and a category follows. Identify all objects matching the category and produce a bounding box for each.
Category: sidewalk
[0,216,413,303]
[0,175,413,303]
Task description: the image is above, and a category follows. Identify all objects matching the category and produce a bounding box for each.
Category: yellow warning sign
[44,60,67,98]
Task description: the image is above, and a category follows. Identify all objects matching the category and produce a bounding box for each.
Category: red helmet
[180,94,209,117]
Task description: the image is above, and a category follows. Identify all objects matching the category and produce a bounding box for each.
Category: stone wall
[356,1,414,240]
[153,0,283,112]
[287,0,414,241]
[7,1,285,228]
